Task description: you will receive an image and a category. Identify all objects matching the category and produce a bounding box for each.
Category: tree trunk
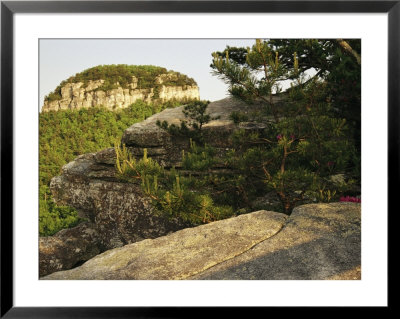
[336,39,361,65]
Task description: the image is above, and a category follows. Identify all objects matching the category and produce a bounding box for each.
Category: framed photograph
[1,0,394,316]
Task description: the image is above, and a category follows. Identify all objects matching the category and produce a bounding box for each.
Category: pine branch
[336,39,361,65]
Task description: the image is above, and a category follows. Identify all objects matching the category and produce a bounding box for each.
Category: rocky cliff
[41,66,200,112]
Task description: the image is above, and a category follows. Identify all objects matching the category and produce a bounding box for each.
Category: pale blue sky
[39,39,259,109]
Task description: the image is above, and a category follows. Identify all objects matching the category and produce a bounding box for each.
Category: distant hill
[42,64,200,112]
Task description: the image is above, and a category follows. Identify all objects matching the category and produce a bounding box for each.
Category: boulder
[190,202,361,280]
[39,222,101,277]
[42,202,361,280]
[49,152,189,252]
[42,210,287,280]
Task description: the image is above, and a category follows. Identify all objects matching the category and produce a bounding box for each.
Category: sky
[39,39,259,109]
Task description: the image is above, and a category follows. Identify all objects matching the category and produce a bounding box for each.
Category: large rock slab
[42,202,360,280]
[42,210,287,280]
[189,202,361,280]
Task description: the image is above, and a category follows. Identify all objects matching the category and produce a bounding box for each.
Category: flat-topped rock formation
[43,202,361,280]
[41,65,200,112]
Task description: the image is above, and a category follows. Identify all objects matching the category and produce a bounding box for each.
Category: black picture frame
[1,1,395,317]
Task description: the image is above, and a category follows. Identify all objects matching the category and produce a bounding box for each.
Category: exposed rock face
[39,222,101,277]
[42,210,287,280]
[42,202,361,280]
[41,77,200,112]
[49,150,190,252]
[191,202,361,280]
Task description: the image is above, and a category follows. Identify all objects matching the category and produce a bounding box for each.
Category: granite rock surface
[43,203,361,280]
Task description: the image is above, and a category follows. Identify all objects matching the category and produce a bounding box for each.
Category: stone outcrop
[190,202,361,280]
[43,210,287,280]
[42,202,361,280]
[41,76,200,112]
[49,149,190,252]
[41,97,272,276]
[39,222,101,277]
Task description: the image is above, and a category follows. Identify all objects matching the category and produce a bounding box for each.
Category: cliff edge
[41,65,200,112]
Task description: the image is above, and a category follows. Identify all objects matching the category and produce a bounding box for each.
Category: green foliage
[224,86,357,213]
[211,39,360,214]
[153,85,160,99]
[218,39,361,157]
[115,143,235,225]
[229,111,249,124]
[270,39,361,141]
[39,100,183,236]
[181,100,211,129]
[45,91,62,102]
[156,100,212,144]
[156,119,191,138]
[115,145,164,183]
[39,101,160,187]
[39,186,83,236]
[211,46,249,66]
[150,175,234,225]
[44,64,197,102]
[182,140,217,171]
[212,39,290,123]
[314,187,337,203]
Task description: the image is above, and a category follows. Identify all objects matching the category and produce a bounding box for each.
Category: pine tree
[211,39,359,214]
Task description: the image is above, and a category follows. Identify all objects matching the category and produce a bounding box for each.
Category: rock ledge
[43,202,361,280]
[43,210,287,280]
